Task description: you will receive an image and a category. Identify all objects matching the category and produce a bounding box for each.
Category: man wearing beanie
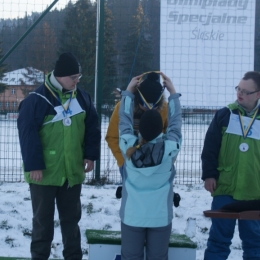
[17,52,101,260]
[118,72,182,259]
[106,72,168,176]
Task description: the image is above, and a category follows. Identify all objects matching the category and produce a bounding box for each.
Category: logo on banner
[167,0,249,10]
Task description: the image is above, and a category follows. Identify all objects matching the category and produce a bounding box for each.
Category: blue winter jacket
[119,90,182,227]
[17,73,101,187]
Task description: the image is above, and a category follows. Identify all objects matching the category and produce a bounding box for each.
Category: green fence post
[94,0,104,182]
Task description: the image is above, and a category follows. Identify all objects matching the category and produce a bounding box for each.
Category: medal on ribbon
[63,117,72,126]
[45,83,74,126]
[238,108,259,152]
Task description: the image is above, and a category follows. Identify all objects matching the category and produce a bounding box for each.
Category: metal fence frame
[0,106,219,185]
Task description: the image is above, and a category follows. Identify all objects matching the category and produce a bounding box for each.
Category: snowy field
[0,182,243,260]
[0,114,244,259]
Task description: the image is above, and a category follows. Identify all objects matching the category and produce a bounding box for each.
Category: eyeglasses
[235,86,259,96]
[69,74,82,81]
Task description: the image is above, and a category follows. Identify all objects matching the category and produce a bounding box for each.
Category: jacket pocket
[217,165,233,186]
[43,149,57,170]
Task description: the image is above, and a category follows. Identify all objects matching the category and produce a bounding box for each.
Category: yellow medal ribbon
[136,71,165,110]
[138,70,163,84]
[238,108,259,139]
[45,82,74,113]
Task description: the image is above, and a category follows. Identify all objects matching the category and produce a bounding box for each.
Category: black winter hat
[138,72,163,105]
[139,109,163,142]
[54,52,81,77]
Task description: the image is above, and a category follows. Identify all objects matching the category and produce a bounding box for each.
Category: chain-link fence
[0,106,219,184]
[0,0,260,184]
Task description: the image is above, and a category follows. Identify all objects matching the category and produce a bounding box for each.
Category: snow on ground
[0,182,243,259]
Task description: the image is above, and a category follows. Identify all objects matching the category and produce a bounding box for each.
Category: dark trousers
[121,222,172,260]
[30,181,82,260]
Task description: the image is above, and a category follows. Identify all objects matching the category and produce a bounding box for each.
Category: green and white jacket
[17,72,101,187]
[201,101,260,200]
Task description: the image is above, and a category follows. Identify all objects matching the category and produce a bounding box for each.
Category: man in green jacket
[17,52,101,260]
[201,71,260,260]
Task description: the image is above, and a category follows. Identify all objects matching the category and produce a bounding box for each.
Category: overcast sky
[0,0,76,19]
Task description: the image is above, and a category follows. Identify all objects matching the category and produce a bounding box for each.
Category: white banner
[160,0,256,106]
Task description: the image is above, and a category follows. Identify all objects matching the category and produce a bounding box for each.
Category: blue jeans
[204,195,260,260]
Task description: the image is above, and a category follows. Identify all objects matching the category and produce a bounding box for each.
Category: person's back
[118,72,182,260]
[105,72,168,168]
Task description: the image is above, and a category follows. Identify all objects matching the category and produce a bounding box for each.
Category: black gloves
[116,186,122,199]
[115,186,181,207]
[173,192,181,207]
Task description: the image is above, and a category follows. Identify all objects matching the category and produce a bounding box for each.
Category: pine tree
[57,0,116,101]
[25,20,57,73]
[106,0,139,90]
[120,1,154,87]
[106,0,139,58]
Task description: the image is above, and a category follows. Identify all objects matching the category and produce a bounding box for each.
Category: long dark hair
[126,138,147,159]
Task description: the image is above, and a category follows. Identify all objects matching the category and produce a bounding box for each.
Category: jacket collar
[45,72,77,95]
[235,99,260,116]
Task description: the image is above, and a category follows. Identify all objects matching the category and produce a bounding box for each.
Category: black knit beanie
[54,52,81,77]
[138,72,163,104]
[139,110,163,142]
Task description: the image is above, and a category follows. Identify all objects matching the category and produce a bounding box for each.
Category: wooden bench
[204,210,260,220]
[86,229,197,260]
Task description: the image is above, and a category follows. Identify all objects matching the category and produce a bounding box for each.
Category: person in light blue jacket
[119,72,182,260]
